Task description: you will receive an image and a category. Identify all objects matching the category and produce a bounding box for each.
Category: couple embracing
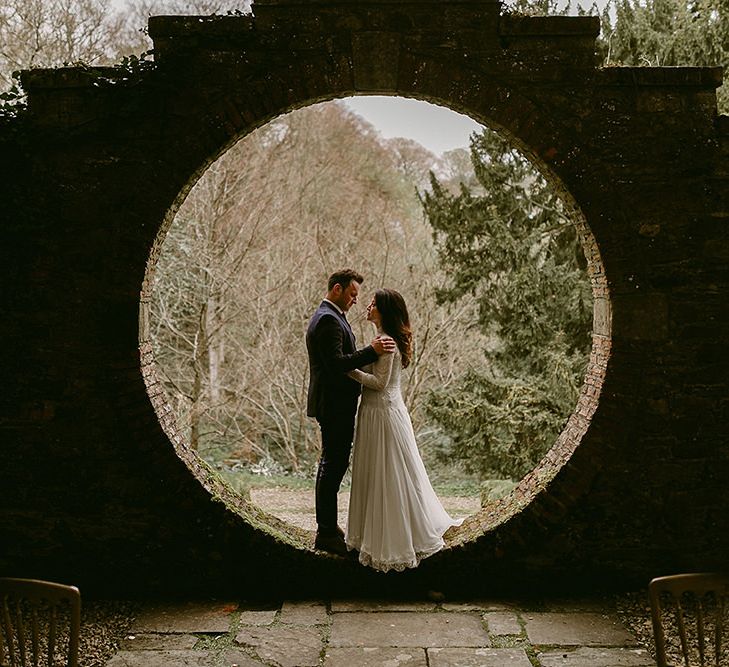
[306,269,460,573]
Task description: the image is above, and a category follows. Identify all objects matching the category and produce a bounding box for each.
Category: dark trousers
[315,411,356,535]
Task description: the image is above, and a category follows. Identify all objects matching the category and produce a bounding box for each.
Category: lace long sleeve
[349,350,394,391]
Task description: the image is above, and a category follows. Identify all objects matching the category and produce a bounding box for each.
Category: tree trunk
[207,292,221,403]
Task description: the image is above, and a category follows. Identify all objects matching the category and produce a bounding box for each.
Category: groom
[306,269,395,556]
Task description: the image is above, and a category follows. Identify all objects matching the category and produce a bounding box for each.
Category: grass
[217,469,315,499]
[217,466,488,503]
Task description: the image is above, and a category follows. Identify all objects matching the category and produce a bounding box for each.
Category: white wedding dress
[346,335,461,573]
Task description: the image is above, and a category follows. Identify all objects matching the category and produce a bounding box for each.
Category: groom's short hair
[328,269,364,291]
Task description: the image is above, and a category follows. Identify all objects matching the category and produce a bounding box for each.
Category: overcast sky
[343,97,483,156]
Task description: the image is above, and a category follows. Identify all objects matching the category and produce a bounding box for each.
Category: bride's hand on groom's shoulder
[372,336,396,355]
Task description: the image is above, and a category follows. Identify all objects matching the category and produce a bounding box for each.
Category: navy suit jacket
[306,301,379,420]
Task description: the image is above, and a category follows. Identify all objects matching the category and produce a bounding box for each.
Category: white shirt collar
[323,298,344,315]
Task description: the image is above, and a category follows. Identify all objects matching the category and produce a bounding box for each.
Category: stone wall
[1,0,727,597]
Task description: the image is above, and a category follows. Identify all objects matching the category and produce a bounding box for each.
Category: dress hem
[346,538,447,573]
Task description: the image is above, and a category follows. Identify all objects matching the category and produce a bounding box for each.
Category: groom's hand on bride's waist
[372,336,396,355]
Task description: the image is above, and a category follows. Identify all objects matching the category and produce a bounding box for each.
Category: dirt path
[250,487,480,532]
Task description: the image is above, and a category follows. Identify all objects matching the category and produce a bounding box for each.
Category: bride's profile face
[366,298,381,325]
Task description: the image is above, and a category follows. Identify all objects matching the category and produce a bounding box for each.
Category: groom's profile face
[334,280,360,312]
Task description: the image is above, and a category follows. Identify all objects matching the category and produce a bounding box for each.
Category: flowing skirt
[345,395,461,573]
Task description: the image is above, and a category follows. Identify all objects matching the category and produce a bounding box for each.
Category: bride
[346,288,461,572]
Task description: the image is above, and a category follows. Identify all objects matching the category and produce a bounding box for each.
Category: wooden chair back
[0,578,80,667]
[649,573,729,667]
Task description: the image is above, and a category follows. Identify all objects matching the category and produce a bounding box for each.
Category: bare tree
[0,0,488,479]
[0,0,252,90]
[150,101,490,477]
[0,0,129,88]
[120,0,252,55]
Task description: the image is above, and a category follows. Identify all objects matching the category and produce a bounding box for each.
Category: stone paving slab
[280,600,329,624]
[441,601,515,612]
[119,633,199,650]
[106,598,654,667]
[324,647,428,666]
[130,601,237,634]
[330,612,490,648]
[106,650,214,666]
[235,624,323,667]
[541,598,619,613]
[428,647,533,666]
[223,648,279,667]
[483,611,521,635]
[331,600,436,612]
[538,646,655,666]
[524,612,637,647]
[238,609,277,626]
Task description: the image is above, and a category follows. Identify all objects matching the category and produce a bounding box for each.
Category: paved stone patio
[105,598,656,666]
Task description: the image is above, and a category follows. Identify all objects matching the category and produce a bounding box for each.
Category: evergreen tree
[600,0,728,112]
[422,131,592,481]
[422,0,729,482]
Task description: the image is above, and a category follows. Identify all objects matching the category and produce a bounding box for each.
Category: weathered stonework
[1,0,727,597]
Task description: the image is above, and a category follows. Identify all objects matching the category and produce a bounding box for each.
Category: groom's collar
[323,298,345,316]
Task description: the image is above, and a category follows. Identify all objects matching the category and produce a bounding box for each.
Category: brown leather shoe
[314,532,348,557]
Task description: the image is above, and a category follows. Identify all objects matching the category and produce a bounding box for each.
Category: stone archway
[1,0,726,596]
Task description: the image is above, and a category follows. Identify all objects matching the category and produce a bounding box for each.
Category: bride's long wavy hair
[375,288,413,368]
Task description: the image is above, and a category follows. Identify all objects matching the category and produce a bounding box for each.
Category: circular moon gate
[141,9,608,554]
[144,96,601,540]
[2,1,727,596]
